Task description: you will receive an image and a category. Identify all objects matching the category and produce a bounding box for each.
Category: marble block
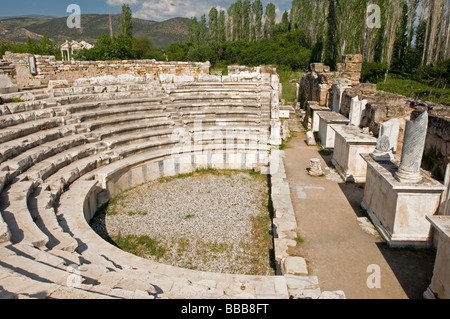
[331,125,377,183]
[0,75,18,93]
[424,216,450,299]
[317,111,350,150]
[308,103,331,133]
[361,154,446,248]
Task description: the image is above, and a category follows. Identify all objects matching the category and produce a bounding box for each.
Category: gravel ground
[90,170,274,275]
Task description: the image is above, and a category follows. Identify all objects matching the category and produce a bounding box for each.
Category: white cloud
[106,0,293,22]
[106,0,140,6]
[133,0,216,21]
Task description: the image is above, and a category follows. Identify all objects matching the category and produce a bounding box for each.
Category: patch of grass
[241,197,276,276]
[278,68,303,104]
[127,211,148,216]
[12,97,23,103]
[377,74,450,106]
[294,235,304,244]
[184,214,195,220]
[113,235,166,260]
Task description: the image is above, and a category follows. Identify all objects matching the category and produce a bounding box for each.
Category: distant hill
[0,14,190,48]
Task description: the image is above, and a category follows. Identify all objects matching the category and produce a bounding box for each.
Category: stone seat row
[0,143,312,299]
[0,76,314,299]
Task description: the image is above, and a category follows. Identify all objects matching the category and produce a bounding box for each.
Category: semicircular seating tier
[0,73,322,299]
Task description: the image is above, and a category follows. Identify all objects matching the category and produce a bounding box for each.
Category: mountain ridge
[0,14,190,48]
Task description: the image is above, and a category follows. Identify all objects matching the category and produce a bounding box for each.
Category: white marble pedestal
[361,154,446,248]
[317,112,350,150]
[424,216,450,299]
[331,125,377,183]
[309,104,331,133]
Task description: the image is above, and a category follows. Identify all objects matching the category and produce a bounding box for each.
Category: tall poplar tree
[264,3,276,40]
[120,4,133,39]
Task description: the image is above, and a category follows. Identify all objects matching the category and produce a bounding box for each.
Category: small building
[60,40,94,61]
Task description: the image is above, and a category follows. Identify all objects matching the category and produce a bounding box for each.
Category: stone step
[25,143,98,183]
[0,126,75,165]
[112,138,180,159]
[90,120,174,141]
[74,106,168,124]
[173,102,262,111]
[0,117,63,144]
[180,110,262,119]
[44,153,111,193]
[28,186,78,252]
[0,181,49,248]
[182,117,262,127]
[0,108,56,130]
[63,97,164,115]
[84,114,171,132]
[1,134,88,181]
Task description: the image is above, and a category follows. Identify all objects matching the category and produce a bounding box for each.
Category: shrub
[361,61,389,84]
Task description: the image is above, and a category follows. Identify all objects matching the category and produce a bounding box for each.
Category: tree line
[1,1,448,88]
[182,0,449,87]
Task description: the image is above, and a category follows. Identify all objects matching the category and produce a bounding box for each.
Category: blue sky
[0,0,293,21]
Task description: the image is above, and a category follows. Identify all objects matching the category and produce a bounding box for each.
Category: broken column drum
[395,112,428,184]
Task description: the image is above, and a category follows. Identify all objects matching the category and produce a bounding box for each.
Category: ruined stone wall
[0,60,15,78]
[412,107,450,179]
[298,54,363,109]
[339,83,377,117]
[2,52,211,87]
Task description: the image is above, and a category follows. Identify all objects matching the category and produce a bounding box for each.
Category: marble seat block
[308,103,331,133]
[317,111,350,150]
[331,125,377,183]
[424,216,450,299]
[361,154,446,248]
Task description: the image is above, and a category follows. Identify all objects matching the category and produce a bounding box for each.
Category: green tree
[218,10,226,43]
[232,0,242,41]
[242,0,251,41]
[264,3,276,40]
[39,32,54,55]
[252,0,263,41]
[209,7,219,42]
[120,4,133,39]
[133,36,153,59]
[199,14,208,44]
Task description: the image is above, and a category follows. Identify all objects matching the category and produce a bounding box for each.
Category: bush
[361,61,389,84]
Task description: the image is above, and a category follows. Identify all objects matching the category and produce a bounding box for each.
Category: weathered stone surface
[361,154,446,248]
[395,111,428,183]
[317,111,350,149]
[0,75,18,93]
[425,216,450,299]
[309,158,324,177]
[318,290,347,299]
[281,256,308,276]
[331,124,377,183]
[371,118,400,161]
[47,80,69,90]
[0,212,11,243]
[306,131,316,146]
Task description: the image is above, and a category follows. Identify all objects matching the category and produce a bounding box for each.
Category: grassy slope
[377,74,450,106]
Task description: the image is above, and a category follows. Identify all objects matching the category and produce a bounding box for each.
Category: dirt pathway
[282,123,436,299]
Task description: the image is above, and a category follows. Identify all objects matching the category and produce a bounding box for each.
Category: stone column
[371,118,400,161]
[395,112,428,184]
